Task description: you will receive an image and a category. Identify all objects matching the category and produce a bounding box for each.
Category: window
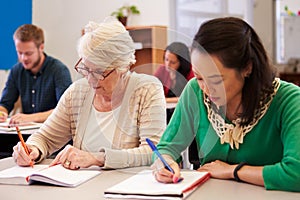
[172,0,254,44]
[275,0,300,64]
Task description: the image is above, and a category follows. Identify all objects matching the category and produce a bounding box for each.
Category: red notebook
[104,170,210,200]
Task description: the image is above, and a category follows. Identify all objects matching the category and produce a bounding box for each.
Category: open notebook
[104,170,210,200]
[0,119,42,132]
[0,164,101,187]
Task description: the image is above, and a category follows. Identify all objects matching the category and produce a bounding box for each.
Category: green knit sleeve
[263,82,300,192]
[156,79,201,162]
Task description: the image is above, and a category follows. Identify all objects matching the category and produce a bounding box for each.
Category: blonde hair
[77,17,136,72]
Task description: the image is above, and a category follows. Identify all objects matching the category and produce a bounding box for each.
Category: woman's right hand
[12,142,39,166]
[150,154,182,183]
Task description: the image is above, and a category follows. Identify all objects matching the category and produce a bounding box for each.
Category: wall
[253,0,274,61]
[0,1,32,70]
[31,0,289,79]
[1,0,297,88]
[32,0,171,81]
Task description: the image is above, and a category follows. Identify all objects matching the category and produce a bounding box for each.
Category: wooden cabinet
[279,73,300,86]
[126,26,167,75]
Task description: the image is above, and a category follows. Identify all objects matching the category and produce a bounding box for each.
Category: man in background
[0,24,72,124]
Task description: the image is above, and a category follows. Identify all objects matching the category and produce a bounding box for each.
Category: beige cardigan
[27,72,166,168]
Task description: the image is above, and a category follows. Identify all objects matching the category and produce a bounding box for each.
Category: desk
[0,130,35,158]
[166,102,177,109]
[0,157,299,200]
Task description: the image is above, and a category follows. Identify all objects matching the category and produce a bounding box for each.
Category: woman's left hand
[197,160,235,179]
[49,145,98,169]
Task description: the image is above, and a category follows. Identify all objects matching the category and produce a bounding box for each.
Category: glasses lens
[75,61,112,80]
[76,66,89,77]
[94,73,104,80]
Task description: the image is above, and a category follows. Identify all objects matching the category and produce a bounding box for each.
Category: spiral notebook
[104,170,210,200]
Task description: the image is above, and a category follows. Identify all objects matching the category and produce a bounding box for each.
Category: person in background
[0,24,72,124]
[154,42,194,121]
[151,17,300,192]
[12,18,166,170]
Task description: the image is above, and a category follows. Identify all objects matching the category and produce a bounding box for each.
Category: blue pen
[146,138,174,174]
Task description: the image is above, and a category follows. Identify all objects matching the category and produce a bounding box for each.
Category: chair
[188,138,200,170]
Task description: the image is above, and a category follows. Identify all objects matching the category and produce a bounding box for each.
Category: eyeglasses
[74,58,115,80]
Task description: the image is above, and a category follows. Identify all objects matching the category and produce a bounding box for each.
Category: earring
[245,73,251,78]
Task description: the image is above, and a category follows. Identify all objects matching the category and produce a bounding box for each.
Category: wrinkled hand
[12,142,39,166]
[9,113,33,125]
[150,154,182,183]
[50,145,103,170]
[0,111,8,122]
[197,160,235,179]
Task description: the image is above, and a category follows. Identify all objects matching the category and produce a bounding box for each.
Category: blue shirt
[0,53,72,114]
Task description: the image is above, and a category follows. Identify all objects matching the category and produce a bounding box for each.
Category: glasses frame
[74,58,115,80]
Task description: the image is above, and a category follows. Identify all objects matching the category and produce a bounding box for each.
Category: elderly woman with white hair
[12,18,166,169]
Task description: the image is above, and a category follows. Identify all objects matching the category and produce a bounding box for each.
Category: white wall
[32,0,171,81]
[1,0,297,89]
[253,0,274,61]
[0,70,9,91]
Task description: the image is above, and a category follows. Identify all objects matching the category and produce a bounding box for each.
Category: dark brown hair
[165,42,192,77]
[13,24,44,47]
[192,17,276,126]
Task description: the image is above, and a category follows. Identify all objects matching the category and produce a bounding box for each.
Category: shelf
[279,72,300,86]
[127,26,167,75]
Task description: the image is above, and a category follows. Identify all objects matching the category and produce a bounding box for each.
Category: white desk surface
[0,128,38,135]
[166,102,177,109]
[0,157,299,200]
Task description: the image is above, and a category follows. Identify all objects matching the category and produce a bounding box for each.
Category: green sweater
[157,78,300,192]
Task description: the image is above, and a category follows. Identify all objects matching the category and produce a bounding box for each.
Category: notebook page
[0,165,48,178]
[29,164,101,187]
[0,165,48,185]
[105,170,209,198]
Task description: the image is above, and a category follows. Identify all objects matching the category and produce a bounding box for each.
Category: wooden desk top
[0,157,299,200]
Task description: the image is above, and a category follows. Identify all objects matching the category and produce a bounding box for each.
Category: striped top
[27,72,166,169]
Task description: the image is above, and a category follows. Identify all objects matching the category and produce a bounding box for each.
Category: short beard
[31,52,42,70]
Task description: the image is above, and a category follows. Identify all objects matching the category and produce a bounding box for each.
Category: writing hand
[151,154,182,183]
[12,142,38,167]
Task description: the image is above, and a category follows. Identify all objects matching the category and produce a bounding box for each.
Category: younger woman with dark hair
[154,42,194,122]
[154,42,194,103]
[151,17,300,192]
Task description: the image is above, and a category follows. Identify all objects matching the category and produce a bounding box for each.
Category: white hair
[77,17,136,71]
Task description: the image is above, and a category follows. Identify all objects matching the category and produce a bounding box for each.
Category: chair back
[188,138,200,169]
